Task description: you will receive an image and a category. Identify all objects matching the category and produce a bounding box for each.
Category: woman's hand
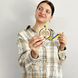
[29,35,44,59]
[58,32,67,51]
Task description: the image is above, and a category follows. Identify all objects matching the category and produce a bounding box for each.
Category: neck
[33,22,47,33]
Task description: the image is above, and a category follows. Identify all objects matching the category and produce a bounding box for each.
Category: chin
[37,18,46,23]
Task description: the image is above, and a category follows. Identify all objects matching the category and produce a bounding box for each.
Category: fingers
[32,37,44,44]
[59,32,64,38]
[33,36,44,48]
[58,32,67,45]
[33,39,44,48]
[31,36,44,44]
[29,35,45,48]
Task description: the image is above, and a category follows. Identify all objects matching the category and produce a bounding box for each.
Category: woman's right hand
[29,35,44,59]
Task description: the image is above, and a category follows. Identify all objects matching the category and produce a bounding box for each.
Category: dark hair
[37,0,55,16]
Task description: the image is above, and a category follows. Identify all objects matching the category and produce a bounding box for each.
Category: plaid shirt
[17,25,66,78]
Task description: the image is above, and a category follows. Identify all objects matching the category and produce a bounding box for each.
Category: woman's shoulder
[18,25,30,34]
[17,25,31,39]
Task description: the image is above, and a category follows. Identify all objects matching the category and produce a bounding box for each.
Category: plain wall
[0,0,78,78]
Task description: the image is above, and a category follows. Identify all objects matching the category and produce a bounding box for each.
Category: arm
[58,32,67,63]
[17,32,40,68]
[58,47,67,62]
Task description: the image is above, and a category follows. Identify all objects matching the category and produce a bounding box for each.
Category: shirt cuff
[58,50,66,61]
[29,53,41,64]
[59,46,67,51]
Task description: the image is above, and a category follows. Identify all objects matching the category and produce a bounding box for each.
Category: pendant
[39,26,60,42]
[39,25,51,39]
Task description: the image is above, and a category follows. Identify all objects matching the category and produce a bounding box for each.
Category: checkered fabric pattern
[17,26,66,78]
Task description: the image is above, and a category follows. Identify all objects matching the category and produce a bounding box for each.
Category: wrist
[59,45,66,51]
[31,50,39,59]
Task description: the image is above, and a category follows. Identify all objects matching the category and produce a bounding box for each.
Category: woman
[17,0,67,78]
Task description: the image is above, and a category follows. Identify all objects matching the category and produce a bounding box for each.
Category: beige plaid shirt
[17,25,66,78]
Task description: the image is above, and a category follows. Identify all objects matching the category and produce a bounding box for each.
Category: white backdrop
[0,0,78,78]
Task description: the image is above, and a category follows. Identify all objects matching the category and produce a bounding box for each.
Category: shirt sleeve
[58,49,67,64]
[52,31,67,63]
[17,32,40,68]
[58,50,66,60]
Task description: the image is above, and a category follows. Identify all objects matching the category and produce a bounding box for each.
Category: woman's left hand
[58,32,67,50]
